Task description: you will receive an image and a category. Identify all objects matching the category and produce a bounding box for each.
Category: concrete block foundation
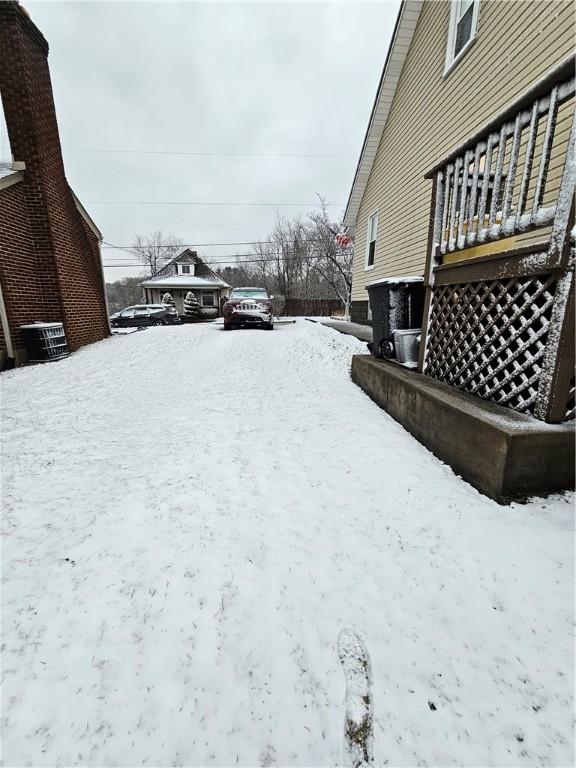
[351,354,575,502]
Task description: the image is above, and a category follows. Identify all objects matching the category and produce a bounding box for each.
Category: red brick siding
[0,181,55,355]
[0,2,109,359]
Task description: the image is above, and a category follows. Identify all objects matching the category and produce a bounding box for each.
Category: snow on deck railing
[427,60,575,262]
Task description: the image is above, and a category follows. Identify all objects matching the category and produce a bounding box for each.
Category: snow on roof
[343,1,423,230]
[141,275,230,289]
[0,162,15,180]
[0,162,23,188]
[19,322,64,329]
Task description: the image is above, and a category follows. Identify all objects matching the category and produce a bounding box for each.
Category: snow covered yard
[1,320,573,768]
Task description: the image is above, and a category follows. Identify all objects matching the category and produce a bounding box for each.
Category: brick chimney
[0,1,109,350]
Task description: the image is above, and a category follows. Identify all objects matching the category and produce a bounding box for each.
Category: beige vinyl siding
[352,0,575,301]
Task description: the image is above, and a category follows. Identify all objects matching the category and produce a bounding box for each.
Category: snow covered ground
[1,320,574,767]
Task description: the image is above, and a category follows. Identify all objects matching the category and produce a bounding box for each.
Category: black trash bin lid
[365,275,423,289]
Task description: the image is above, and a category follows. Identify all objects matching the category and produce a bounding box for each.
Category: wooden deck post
[534,255,575,422]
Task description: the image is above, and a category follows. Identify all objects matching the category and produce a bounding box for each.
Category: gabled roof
[71,189,102,241]
[343,0,423,229]
[174,248,201,263]
[152,248,207,276]
[144,248,228,287]
[141,275,230,289]
[159,248,202,271]
[0,163,103,243]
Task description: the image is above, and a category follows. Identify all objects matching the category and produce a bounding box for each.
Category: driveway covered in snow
[1,321,573,767]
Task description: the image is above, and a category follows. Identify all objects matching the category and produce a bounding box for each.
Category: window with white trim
[178,263,194,275]
[0,95,12,163]
[365,211,378,269]
[445,0,480,73]
[202,291,215,307]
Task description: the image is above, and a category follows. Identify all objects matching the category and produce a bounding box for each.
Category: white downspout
[0,277,14,360]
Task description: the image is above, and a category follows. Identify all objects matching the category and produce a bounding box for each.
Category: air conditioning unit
[394,329,421,367]
[365,277,424,360]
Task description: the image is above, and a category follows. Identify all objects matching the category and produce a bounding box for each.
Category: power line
[102,237,346,251]
[64,148,356,159]
[102,252,352,269]
[102,251,312,264]
[88,200,343,206]
[101,240,270,249]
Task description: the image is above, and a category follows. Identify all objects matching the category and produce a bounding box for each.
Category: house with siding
[344,0,575,500]
[0,2,109,367]
[141,250,230,317]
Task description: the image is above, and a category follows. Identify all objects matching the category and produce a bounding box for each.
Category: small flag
[335,232,352,248]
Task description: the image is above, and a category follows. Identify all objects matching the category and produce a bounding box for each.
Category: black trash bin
[20,322,69,363]
[366,277,424,359]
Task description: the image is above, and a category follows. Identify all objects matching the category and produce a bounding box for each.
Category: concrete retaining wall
[351,354,575,502]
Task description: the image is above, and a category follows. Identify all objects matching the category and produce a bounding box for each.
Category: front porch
[144,286,222,317]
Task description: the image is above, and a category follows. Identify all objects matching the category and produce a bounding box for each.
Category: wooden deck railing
[425,56,575,264]
[420,56,575,423]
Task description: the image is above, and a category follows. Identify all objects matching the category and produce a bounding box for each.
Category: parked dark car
[223,288,274,330]
[110,304,181,328]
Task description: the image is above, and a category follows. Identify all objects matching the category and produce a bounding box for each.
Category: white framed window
[0,95,12,163]
[445,0,480,74]
[202,291,215,307]
[365,210,378,270]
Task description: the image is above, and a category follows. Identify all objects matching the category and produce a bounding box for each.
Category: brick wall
[0,1,109,359]
[0,180,52,358]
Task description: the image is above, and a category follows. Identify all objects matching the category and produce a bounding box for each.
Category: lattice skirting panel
[424,274,558,416]
[566,375,575,421]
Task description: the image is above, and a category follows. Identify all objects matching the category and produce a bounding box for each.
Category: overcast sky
[26,0,400,281]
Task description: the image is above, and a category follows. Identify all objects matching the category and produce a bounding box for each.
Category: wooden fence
[282,298,344,317]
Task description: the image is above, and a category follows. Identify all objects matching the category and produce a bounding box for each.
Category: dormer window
[445,0,480,75]
[178,263,194,275]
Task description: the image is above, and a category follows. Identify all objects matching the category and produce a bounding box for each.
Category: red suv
[223,287,274,331]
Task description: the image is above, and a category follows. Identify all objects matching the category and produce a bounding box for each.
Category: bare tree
[215,201,353,316]
[251,216,310,300]
[105,276,145,314]
[132,230,184,276]
[307,200,353,318]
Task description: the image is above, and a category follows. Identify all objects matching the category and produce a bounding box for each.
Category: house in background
[141,249,230,316]
[0,2,109,367]
[345,0,575,500]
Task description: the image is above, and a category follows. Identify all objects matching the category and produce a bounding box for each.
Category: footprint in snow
[338,628,373,768]
[259,744,276,766]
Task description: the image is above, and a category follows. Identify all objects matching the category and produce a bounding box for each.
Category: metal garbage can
[19,322,69,363]
[393,328,421,367]
[366,277,424,359]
